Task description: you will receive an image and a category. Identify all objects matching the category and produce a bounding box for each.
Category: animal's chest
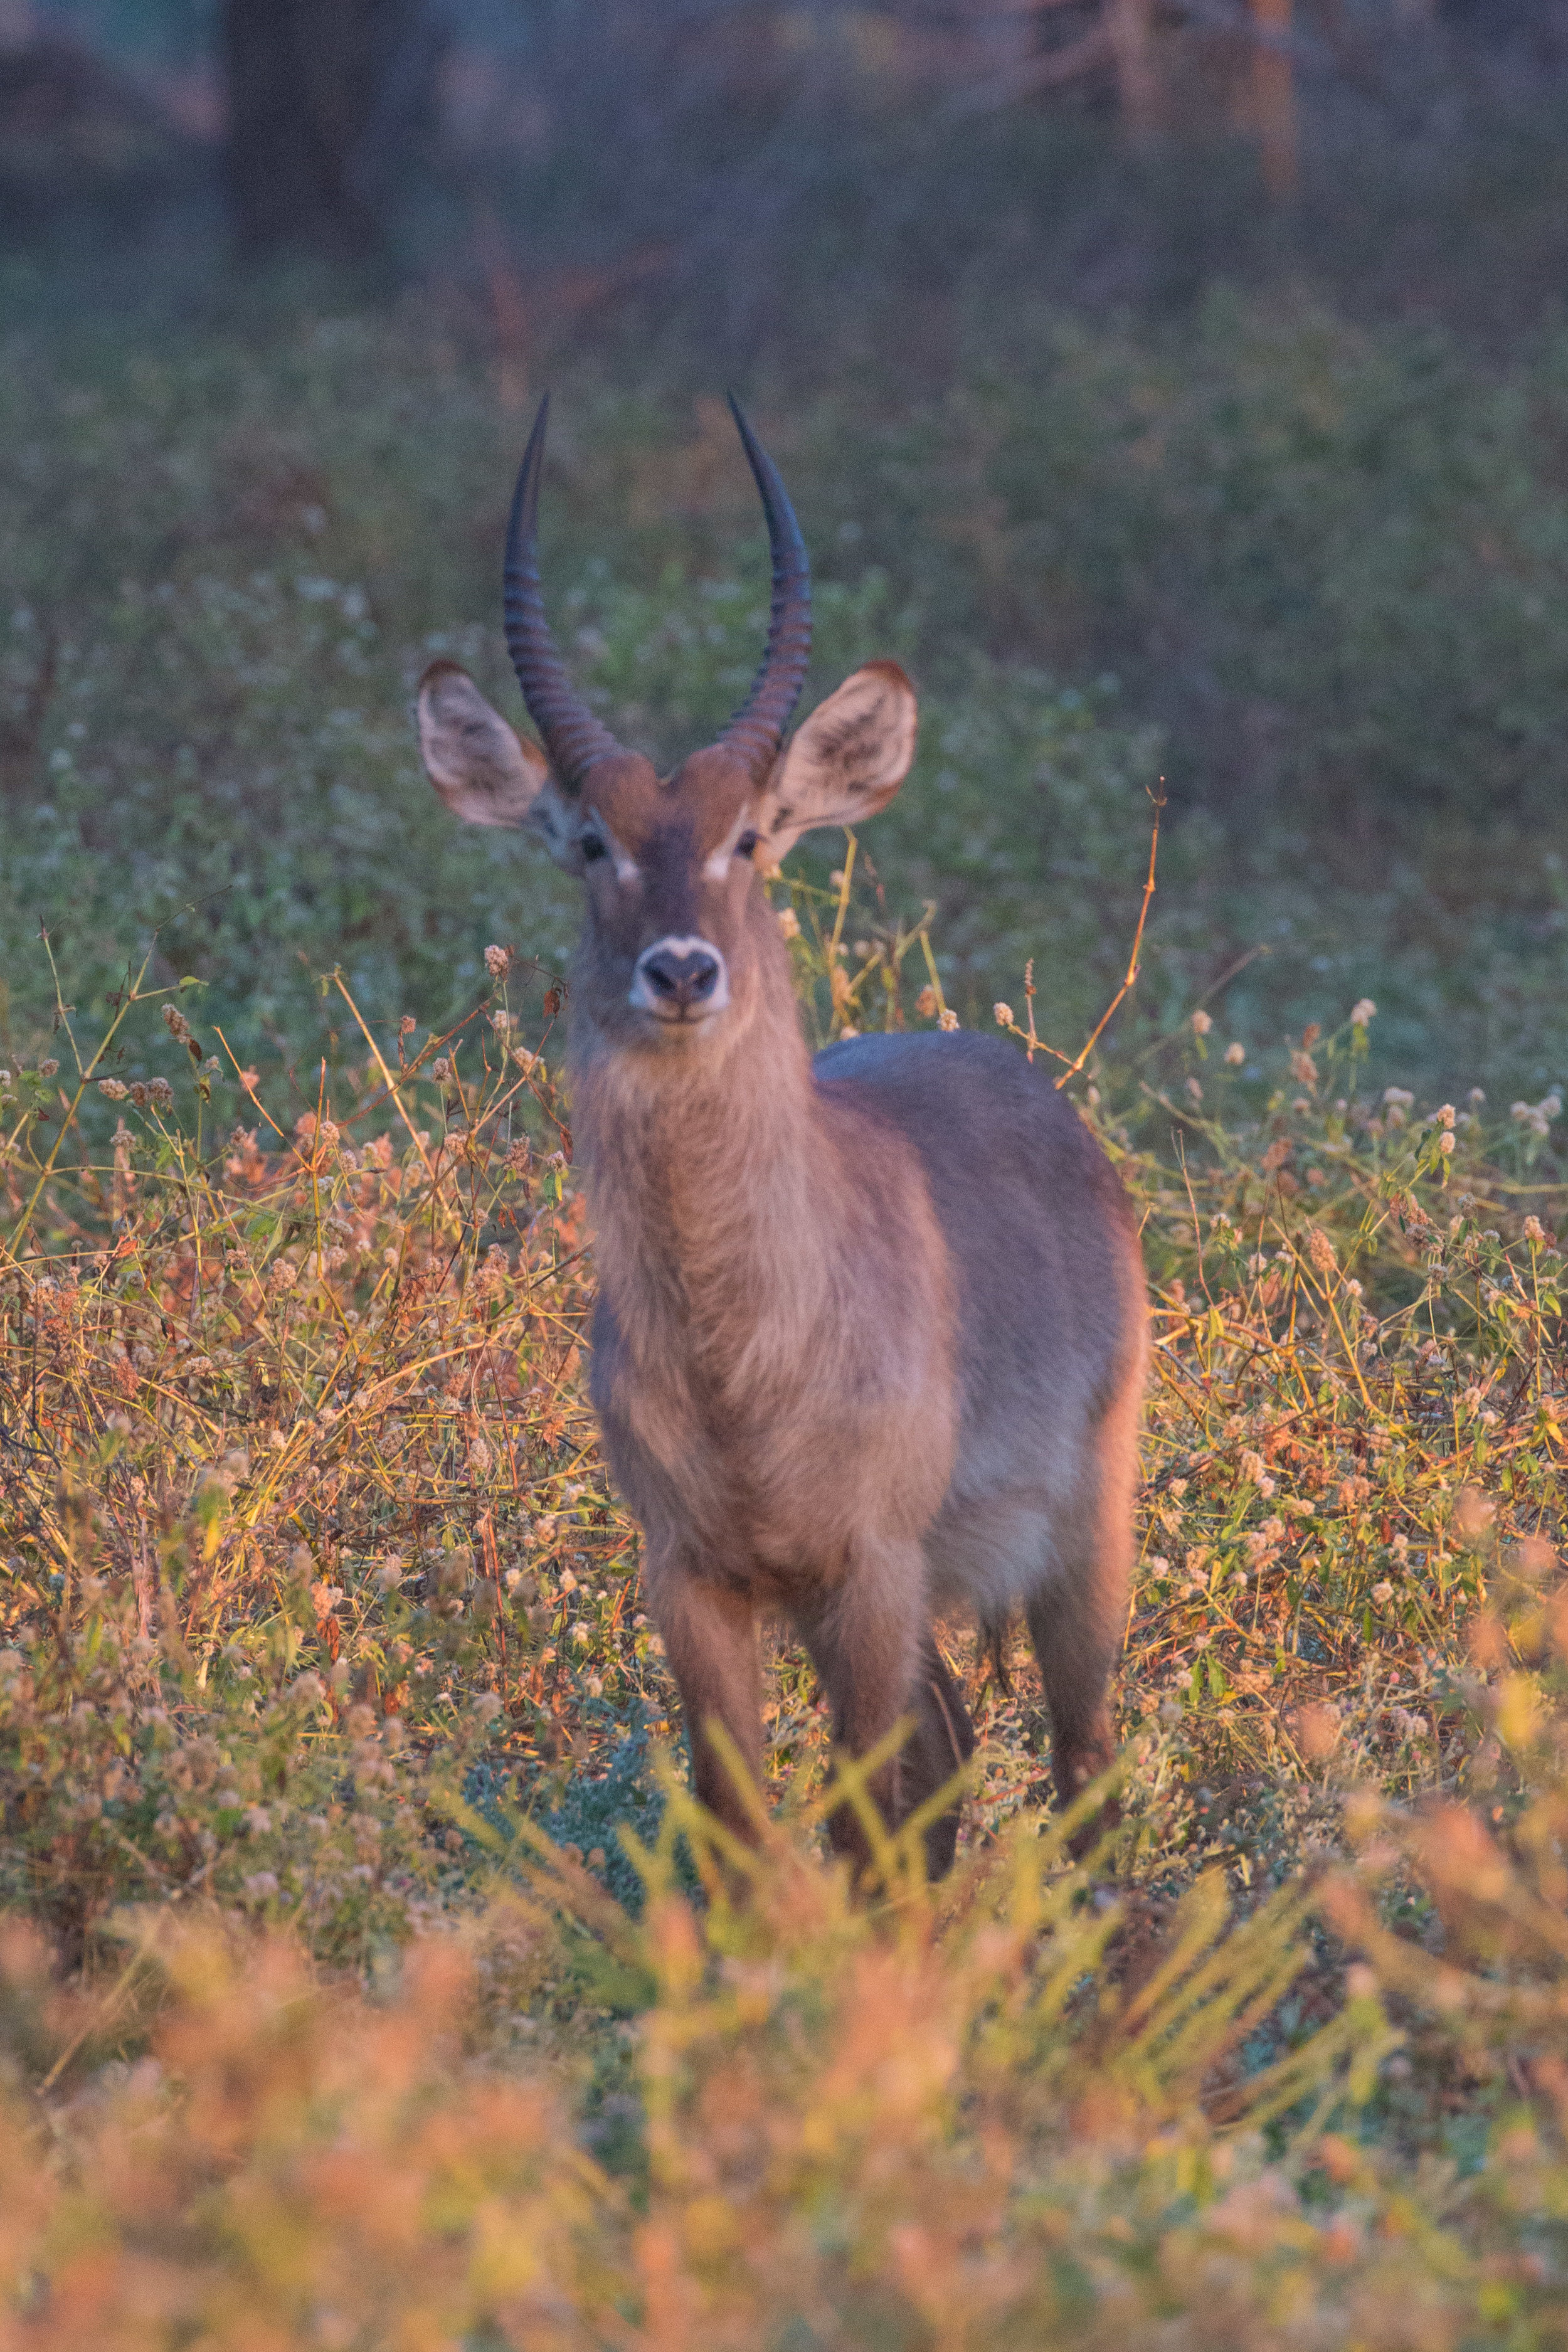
[588,1288,955,1585]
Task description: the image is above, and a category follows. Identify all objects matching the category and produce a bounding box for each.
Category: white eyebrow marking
[702,809,755,881]
[583,807,640,882]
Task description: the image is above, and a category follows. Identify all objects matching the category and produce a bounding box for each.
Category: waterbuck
[416,397,1148,1877]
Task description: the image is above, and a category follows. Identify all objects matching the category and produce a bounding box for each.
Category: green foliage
[8,291,1568,1097]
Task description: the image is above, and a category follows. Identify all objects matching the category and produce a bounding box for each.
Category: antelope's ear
[416,662,580,869]
[758,661,918,862]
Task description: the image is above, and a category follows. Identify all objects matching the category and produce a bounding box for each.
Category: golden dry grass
[4,869,1568,2341]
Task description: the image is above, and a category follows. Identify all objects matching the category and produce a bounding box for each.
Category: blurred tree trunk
[1248,0,1298,199]
[1106,0,1160,141]
[223,0,447,263]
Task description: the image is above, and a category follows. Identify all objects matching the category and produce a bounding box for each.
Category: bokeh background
[3,0,1567,1096]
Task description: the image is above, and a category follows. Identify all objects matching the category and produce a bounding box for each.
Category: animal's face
[566,744,763,1043]
[417,659,918,1053]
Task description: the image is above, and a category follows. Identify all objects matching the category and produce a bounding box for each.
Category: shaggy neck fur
[570,913,843,1412]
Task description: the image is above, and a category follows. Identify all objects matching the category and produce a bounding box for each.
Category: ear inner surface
[761,660,918,856]
[417,661,551,830]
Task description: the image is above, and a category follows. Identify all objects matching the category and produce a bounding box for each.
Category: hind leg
[1025,1573,1121,1811]
[1024,1379,1141,1816]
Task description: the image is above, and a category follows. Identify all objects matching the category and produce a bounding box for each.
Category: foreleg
[797,1543,970,1880]
[650,1561,765,1848]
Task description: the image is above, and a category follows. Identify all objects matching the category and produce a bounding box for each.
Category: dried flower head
[938,1009,960,1032]
[1350,998,1376,1027]
[993,1002,1014,1028]
[161,1004,193,1046]
[1190,1009,1212,1036]
[97,1078,129,1101]
[776,908,800,941]
[916,985,938,1019]
[1454,1486,1496,1540]
[1291,1703,1342,1762]
[1225,1041,1245,1066]
[1306,1227,1336,1274]
[484,943,511,978]
[147,1076,174,1111]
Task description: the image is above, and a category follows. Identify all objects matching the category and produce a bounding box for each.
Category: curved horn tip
[503,392,628,788]
[714,392,812,780]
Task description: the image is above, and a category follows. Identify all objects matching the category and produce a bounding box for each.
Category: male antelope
[416,398,1148,1876]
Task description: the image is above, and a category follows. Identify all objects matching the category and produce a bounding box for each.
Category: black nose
[638,943,723,1010]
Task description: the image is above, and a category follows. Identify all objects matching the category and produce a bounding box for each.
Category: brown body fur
[575,904,1148,1875]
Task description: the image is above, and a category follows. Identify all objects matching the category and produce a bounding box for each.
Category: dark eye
[735,830,760,861]
[580,832,608,864]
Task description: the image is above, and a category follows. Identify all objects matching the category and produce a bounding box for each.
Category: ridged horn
[502,395,627,790]
[716,394,812,781]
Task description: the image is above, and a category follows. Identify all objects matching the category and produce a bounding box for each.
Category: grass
[4,859,1568,2339]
